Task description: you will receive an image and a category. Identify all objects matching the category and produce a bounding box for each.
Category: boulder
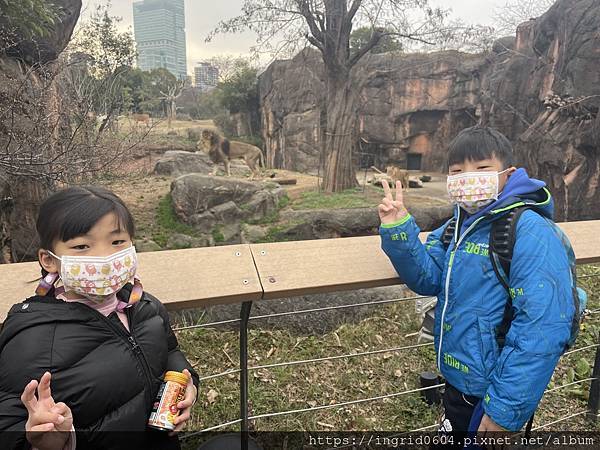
[241,224,268,243]
[154,151,213,177]
[1,0,82,65]
[136,239,162,253]
[210,201,243,223]
[276,204,452,241]
[189,211,218,234]
[166,233,213,250]
[170,174,285,228]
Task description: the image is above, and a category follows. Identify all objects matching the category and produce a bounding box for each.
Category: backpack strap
[441,217,457,250]
[489,206,534,348]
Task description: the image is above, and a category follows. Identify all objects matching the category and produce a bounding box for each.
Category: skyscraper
[133,0,187,79]
[194,62,219,92]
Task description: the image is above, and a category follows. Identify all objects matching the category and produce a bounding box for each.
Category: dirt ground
[103,120,450,242]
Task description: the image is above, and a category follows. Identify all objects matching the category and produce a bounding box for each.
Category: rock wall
[259,0,600,221]
[259,49,484,176]
[0,0,82,263]
[483,0,600,221]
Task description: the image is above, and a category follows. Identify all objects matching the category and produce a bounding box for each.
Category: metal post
[586,333,600,423]
[240,301,253,450]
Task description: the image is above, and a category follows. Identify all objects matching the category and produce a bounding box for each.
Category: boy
[378,126,574,440]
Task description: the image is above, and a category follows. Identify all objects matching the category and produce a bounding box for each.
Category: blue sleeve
[379,214,448,296]
[483,211,574,431]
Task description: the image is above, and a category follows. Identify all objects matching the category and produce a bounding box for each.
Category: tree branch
[346,0,362,27]
[306,33,325,52]
[295,0,324,45]
[348,28,383,68]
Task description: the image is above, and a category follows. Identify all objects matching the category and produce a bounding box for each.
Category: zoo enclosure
[1,220,600,446]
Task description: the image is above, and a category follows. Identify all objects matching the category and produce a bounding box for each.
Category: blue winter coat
[379,169,574,431]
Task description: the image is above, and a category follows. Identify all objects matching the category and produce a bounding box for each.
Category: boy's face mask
[48,246,138,302]
[446,170,509,214]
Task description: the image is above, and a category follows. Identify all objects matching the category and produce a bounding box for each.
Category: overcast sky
[81,0,509,74]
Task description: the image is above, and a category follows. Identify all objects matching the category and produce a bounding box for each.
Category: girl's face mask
[48,246,138,302]
[446,170,509,214]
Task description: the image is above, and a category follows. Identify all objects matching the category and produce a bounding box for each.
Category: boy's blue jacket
[380,169,574,431]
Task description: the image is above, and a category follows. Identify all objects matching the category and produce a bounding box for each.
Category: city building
[194,62,219,92]
[133,0,187,79]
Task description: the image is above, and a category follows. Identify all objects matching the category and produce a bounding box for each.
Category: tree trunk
[322,73,358,192]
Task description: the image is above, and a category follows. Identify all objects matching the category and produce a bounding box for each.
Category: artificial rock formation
[259,0,600,221]
[0,0,83,263]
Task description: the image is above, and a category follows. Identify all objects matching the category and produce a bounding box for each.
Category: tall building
[133,0,187,79]
[194,62,219,92]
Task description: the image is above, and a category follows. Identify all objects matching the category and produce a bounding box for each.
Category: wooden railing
[1,219,599,323]
[1,220,600,444]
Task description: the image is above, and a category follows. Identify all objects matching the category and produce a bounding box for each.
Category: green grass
[291,188,377,210]
[255,223,297,243]
[211,225,225,243]
[176,264,600,439]
[153,195,199,247]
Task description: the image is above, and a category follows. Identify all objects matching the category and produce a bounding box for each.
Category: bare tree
[210,0,452,192]
[492,0,555,37]
[159,81,185,129]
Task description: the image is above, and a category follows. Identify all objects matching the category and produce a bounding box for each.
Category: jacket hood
[462,168,553,227]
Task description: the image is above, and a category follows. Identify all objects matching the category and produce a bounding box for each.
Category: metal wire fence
[178,268,600,438]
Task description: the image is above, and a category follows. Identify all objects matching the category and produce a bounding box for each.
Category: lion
[198,129,264,179]
[386,165,410,191]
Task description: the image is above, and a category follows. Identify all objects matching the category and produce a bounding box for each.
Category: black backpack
[440,206,587,351]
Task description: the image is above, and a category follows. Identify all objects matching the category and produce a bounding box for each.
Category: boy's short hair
[447,126,514,168]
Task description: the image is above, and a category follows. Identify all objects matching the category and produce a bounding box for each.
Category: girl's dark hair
[447,126,514,168]
[37,186,135,252]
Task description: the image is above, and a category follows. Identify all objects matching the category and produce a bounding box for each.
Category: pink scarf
[56,287,130,330]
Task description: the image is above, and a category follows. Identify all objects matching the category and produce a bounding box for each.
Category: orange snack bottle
[148,371,188,431]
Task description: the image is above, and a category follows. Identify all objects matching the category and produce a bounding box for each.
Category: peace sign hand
[21,372,73,450]
[378,180,409,225]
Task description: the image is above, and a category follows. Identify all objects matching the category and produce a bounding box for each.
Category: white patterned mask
[447,170,509,214]
[48,246,138,302]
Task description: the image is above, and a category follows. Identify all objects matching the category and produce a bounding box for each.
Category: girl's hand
[170,369,197,435]
[378,180,409,225]
[22,372,73,450]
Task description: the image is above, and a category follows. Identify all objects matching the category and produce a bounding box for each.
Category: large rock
[482,0,600,221]
[0,1,83,263]
[170,175,286,231]
[2,0,82,65]
[259,0,600,221]
[260,48,482,174]
[154,151,213,177]
[277,205,452,241]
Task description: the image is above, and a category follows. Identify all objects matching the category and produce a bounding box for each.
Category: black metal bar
[587,332,600,423]
[240,301,252,450]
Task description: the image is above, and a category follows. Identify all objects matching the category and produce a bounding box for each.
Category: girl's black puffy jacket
[0,286,199,450]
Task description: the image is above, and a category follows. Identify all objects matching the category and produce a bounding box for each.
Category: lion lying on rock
[198,129,264,179]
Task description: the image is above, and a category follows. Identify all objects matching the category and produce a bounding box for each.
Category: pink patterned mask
[48,246,138,302]
[447,170,508,214]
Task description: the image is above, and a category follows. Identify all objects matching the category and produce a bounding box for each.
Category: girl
[0,186,199,450]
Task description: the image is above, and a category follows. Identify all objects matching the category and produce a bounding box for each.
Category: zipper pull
[128,336,139,351]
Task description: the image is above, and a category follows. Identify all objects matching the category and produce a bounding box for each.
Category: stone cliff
[0,0,82,263]
[259,0,600,221]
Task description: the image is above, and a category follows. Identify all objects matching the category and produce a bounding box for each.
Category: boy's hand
[378,180,409,225]
[22,372,73,450]
[170,369,197,435]
[478,413,506,433]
